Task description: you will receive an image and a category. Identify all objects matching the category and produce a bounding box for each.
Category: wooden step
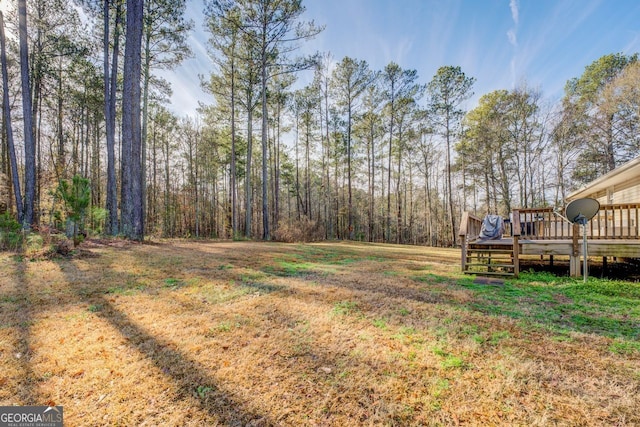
[467,248,514,254]
[463,236,517,277]
[464,270,515,277]
[467,253,514,259]
[465,263,515,268]
[467,256,514,262]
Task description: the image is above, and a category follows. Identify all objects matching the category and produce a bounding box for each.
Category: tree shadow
[4,260,40,405]
[56,260,276,426]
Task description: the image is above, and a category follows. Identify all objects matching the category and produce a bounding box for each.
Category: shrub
[272,218,325,243]
[0,213,23,251]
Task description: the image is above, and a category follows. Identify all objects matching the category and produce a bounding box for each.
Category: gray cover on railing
[479,214,504,240]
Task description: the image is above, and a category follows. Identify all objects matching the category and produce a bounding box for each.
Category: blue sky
[165,0,640,116]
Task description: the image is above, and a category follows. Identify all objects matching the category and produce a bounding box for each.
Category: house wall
[583,173,640,204]
[589,189,608,205]
[610,174,640,204]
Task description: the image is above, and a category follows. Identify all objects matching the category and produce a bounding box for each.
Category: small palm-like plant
[56,175,91,246]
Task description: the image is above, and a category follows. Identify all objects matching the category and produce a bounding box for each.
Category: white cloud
[507,0,519,47]
[507,29,517,47]
[510,0,519,25]
[507,0,520,83]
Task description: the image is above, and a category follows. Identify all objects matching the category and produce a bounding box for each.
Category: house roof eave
[566,155,640,202]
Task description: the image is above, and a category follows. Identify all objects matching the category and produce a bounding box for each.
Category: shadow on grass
[91,297,273,425]
[5,261,40,405]
[56,261,275,426]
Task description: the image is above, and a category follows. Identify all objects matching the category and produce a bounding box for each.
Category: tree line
[1,0,639,247]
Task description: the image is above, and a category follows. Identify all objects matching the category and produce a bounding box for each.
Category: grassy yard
[0,240,638,426]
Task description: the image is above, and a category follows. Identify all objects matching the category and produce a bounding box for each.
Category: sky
[162,0,640,116]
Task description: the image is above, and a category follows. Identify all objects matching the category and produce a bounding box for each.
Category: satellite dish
[565,198,600,282]
[565,198,600,225]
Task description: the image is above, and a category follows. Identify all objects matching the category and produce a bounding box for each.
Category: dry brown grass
[0,239,638,426]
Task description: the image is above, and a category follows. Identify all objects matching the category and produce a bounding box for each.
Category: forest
[1,0,639,247]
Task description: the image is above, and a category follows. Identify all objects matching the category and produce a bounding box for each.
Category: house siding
[611,175,640,204]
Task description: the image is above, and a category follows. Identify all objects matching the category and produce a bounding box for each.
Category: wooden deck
[469,237,640,256]
[460,205,640,277]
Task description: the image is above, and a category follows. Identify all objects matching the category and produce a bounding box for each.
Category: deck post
[512,210,520,278]
[460,237,467,273]
[570,223,580,277]
[459,212,469,272]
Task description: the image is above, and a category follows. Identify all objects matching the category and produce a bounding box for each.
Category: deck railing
[458,211,483,243]
[502,204,640,240]
[591,203,640,239]
[458,212,483,274]
[459,204,640,278]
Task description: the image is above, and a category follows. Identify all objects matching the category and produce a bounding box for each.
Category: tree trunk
[245,109,253,238]
[0,11,23,222]
[230,37,237,238]
[323,79,332,239]
[163,130,170,235]
[396,124,403,244]
[121,0,144,240]
[347,104,353,239]
[274,101,281,230]
[370,129,375,242]
[32,0,43,225]
[260,54,269,240]
[141,28,151,233]
[386,94,394,243]
[104,0,120,235]
[18,0,36,229]
[56,58,65,179]
[445,114,456,246]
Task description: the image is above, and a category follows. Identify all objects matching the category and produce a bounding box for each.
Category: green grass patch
[431,345,448,358]
[212,321,232,333]
[608,339,640,355]
[263,261,316,277]
[240,272,269,282]
[195,385,213,399]
[106,284,146,295]
[398,307,411,316]
[0,295,19,304]
[412,273,448,284]
[490,330,511,345]
[431,378,449,398]
[332,300,359,316]
[372,318,388,330]
[441,355,467,369]
[456,272,640,340]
